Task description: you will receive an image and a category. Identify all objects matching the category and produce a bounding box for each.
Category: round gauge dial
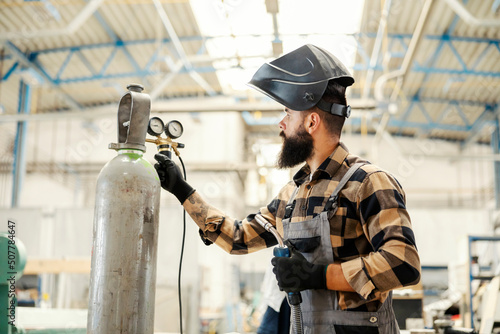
[147,117,165,136]
[165,120,183,139]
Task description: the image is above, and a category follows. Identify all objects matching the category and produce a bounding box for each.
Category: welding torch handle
[273,247,290,258]
[273,246,303,306]
[254,215,303,306]
[255,214,285,248]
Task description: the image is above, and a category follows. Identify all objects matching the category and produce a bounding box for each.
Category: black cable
[177,155,187,334]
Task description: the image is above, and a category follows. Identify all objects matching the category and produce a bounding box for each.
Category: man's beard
[277,125,314,169]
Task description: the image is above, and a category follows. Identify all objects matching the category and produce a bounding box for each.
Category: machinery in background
[0,232,26,334]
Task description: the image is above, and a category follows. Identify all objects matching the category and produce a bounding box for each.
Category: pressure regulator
[146,118,185,158]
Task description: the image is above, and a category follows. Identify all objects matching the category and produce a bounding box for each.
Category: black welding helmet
[248,44,354,117]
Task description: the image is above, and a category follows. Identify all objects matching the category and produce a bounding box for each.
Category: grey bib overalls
[281,163,399,334]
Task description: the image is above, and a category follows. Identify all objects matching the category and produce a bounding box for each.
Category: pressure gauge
[165,120,183,139]
[147,117,165,136]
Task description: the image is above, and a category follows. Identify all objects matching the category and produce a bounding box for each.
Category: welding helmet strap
[316,99,351,118]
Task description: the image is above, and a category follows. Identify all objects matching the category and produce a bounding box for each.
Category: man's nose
[279,117,286,131]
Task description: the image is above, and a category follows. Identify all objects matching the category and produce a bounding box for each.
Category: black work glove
[154,153,195,203]
[271,246,327,293]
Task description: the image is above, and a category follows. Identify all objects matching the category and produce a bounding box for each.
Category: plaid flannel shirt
[190,142,421,311]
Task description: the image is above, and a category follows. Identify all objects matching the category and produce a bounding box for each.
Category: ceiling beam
[0,0,104,40]
[0,97,376,122]
[151,0,216,97]
[3,34,499,85]
[461,104,499,149]
[1,41,82,111]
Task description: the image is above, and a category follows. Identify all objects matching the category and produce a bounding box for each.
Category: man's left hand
[271,247,327,293]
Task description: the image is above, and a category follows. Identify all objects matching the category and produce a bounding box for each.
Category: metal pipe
[443,0,500,27]
[362,0,393,100]
[374,0,435,103]
[391,0,435,100]
[0,0,105,40]
[373,0,500,103]
[0,97,375,122]
[149,60,183,100]
[373,0,435,143]
[151,0,215,96]
[151,0,189,65]
[374,69,404,103]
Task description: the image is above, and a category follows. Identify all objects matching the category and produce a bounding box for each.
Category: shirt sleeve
[340,170,421,300]
[182,190,283,254]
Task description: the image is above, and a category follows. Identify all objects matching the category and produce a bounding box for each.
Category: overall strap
[324,162,365,212]
[283,163,365,220]
[283,186,299,220]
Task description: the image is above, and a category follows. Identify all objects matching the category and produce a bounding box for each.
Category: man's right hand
[154,154,195,203]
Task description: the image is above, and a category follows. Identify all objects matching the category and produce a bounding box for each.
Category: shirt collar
[292,142,350,186]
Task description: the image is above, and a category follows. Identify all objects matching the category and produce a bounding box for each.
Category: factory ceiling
[1,0,500,147]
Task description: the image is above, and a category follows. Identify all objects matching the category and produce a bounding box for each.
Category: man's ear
[304,111,321,134]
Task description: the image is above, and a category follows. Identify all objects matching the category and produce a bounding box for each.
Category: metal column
[11,80,31,207]
[492,117,500,209]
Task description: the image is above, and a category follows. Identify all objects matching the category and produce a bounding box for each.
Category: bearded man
[154,44,420,334]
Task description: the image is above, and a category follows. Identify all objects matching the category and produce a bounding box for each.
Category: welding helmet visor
[248,44,354,116]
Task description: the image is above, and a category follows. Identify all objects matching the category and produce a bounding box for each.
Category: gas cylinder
[87,84,161,333]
